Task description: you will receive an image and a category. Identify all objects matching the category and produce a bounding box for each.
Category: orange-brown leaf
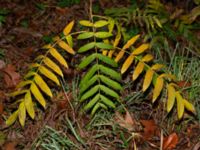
[163,133,178,150]
[121,55,135,74]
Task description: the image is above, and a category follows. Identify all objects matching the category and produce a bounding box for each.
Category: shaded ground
[0,0,200,150]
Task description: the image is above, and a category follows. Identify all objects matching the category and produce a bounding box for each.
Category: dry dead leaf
[4,142,17,150]
[163,132,178,150]
[115,111,135,131]
[140,119,158,140]
[3,64,21,88]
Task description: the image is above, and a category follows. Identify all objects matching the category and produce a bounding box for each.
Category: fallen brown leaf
[163,132,178,150]
[115,111,135,131]
[3,64,21,88]
[4,142,17,150]
[140,119,158,140]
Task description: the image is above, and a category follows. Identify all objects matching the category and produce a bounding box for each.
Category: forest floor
[0,0,200,150]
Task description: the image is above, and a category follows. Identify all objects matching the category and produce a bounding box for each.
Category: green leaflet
[78,54,96,69]
[96,54,118,67]
[99,103,108,110]
[99,85,119,99]
[79,64,99,87]
[80,75,98,94]
[99,65,121,81]
[66,35,73,47]
[80,85,99,102]
[78,53,118,69]
[94,20,108,28]
[99,75,122,90]
[83,94,100,111]
[95,32,113,38]
[79,20,93,27]
[77,32,94,40]
[100,94,116,108]
[78,42,96,53]
[91,102,100,116]
[96,42,114,49]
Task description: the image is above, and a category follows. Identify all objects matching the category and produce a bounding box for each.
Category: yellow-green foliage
[6,21,75,127]
[6,15,196,127]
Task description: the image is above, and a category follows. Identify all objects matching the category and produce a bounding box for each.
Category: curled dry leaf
[3,64,21,88]
[163,132,178,150]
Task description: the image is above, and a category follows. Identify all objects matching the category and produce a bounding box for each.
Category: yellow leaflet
[141,54,154,62]
[34,74,53,97]
[39,66,60,86]
[30,83,46,108]
[58,40,75,55]
[151,64,165,71]
[122,34,140,50]
[183,99,195,113]
[102,50,108,55]
[9,90,28,97]
[160,73,176,81]
[24,71,36,79]
[43,57,63,77]
[63,20,74,36]
[121,55,135,74]
[49,47,68,68]
[142,69,154,92]
[16,80,32,89]
[108,50,114,58]
[132,43,149,55]
[152,77,164,103]
[18,101,26,127]
[132,62,144,81]
[113,32,121,47]
[175,92,184,119]
[24,91,35,119]
[6,110,19,126]
[115,50,125,62]
[167,84,176,113]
